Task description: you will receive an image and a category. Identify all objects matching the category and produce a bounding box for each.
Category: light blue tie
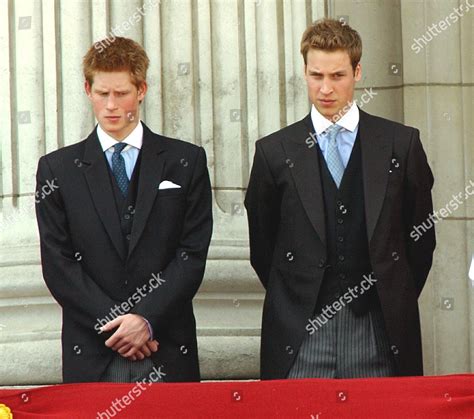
[112,143,129,197]
[325,124,344,188]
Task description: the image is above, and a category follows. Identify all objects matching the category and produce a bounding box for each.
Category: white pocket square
[158,180,181,190]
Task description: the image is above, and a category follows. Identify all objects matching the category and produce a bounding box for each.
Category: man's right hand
[124,339,159,361]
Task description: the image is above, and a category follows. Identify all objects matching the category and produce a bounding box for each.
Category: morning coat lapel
[127,123,166,259]
[359,109,393,244]
[281,114,327,246]
[82,128,127,261]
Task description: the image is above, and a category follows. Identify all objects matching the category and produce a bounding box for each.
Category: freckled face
[85,71,147,141]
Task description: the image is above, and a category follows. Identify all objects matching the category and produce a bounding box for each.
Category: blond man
[245,19,435,379]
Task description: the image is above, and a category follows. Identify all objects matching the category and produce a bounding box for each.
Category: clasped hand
[101,313,159,361]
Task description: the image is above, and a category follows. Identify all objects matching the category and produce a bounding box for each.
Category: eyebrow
[93,88,130,93]
[308,70,347,75]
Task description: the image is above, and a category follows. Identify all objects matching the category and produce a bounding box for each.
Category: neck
[103,120,139,141]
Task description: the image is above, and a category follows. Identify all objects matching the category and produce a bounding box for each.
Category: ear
[354,63,362,82]
[84,80,92,98]
[137,82,148,101]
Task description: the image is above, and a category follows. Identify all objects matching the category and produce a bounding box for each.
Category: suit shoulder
[156,134,202,153]
[256,118,308,149]
[39,139,87,166]
[362,111,418,136]
[143,123,202,155]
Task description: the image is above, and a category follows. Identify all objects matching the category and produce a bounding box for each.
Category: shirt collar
[310,102,359,135]
[97,121,143,152]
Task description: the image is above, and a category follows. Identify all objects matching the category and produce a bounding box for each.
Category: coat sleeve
[404,129,436,297]
[244,142,280,289]
[130,147,213,332]
[35,155,119,333]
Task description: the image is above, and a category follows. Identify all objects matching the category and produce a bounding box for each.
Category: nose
[105,95,117,110]
[320,78,333,95]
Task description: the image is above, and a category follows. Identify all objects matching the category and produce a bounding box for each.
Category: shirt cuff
[142,317,153,341]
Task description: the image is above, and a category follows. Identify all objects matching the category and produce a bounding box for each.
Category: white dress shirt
[310,102,360,168]
[97,121,143,179]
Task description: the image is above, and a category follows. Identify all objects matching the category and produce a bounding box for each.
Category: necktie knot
[324,124,345,188]
[113,142,127,154]
[326,124,343,143]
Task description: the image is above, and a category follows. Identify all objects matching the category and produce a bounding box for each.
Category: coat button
[286,252,294,262]
[124,214,131,220]
[338,236,344,242]
[339,273,346,280]
[126,234,131,241]
[337,218,344,224]
[338,255,345,262]
[318,258,326,268]
[390,345,399,355]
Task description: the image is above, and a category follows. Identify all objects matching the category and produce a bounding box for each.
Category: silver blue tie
[325,124,344,188]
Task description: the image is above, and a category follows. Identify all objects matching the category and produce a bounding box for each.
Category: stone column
[331,0,473,374]
[0,0,323,384]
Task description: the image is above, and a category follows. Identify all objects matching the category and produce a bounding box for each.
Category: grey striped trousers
[288,304,397,378]
[99,354,159,383]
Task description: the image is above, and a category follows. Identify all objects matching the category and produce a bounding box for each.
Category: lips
[105,116,120,121]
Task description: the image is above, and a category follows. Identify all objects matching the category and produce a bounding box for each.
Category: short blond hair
[300,18,362,72]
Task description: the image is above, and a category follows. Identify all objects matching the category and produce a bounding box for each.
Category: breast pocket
[157,188,184,198]
[386,156,404,197]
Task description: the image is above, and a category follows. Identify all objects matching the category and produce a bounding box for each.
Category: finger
[123,346,139,358]
[111,338,128,351]
[124,348,145,360]
[117,343,133,355]
[120,347,140,359]
[101,315,124,333]
[105,328,125,348]
[147,340,159,352]
[141,345,151,357]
